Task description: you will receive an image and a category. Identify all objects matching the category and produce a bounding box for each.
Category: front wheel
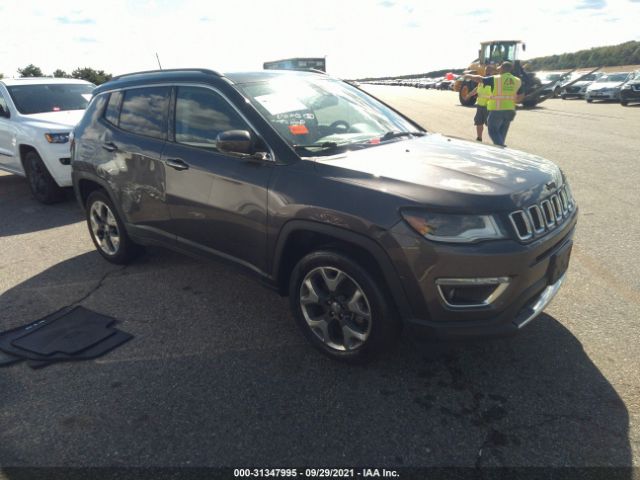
[23,150,65,204]
[86,190,142,264]
[289,251,400,362]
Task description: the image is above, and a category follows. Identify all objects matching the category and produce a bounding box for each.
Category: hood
[22,110,85,130]
[570,80,594,87]
[314,134,562,210]
[588,81,624,90]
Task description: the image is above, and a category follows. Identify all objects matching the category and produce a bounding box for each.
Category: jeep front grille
[509,185,575,241]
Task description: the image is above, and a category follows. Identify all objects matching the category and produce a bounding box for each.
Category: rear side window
[0,92,8,115]
[104,91,122,126]
[119,87,170,139]
[174,86,250,150]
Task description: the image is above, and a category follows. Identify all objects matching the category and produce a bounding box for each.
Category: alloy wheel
[299,267,372,351]
[89,201,121,255]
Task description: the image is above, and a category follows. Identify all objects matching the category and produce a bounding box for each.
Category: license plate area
[547,241,572,284]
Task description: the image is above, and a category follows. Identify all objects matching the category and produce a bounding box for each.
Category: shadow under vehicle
[0,248,632,472]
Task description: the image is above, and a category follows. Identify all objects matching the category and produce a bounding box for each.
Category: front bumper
[621,89,640,103]
[388,208,577,338]
[586,90,620,101]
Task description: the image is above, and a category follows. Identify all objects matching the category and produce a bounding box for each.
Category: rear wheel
[23,150,65,204]
[86,190,142,264]
[289,251,400,362]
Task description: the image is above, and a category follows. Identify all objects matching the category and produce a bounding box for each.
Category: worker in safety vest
[464,64,496,142]
[464,62,524,147]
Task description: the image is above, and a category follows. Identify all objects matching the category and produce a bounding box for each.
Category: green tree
[71,67,112,85]
[52,69,70,78]
[18,64,44,77]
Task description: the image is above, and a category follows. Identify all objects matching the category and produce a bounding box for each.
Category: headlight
[44,133,70,144]
[622,84,632,90]
[401,210,505,243]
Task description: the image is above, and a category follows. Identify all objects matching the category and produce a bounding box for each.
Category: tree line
[526,41,640,71]
[1,64,113,85]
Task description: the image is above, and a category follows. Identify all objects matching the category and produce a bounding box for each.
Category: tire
[289,250,401,362]
[522,99,538,108]
[553,86,560,98]
[561,94,567,100]
[85,190,142,264]
[586,98,593,103]
[23,150,65,204]
[459,81,477,106]
[621,101,628,106]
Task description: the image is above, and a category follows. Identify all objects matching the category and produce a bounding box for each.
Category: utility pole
[156,53,162,70]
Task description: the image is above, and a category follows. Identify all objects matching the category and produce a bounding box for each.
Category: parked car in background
[0,77,95,203]
[585,72,631,102]
[561,72,603,99]
[72,68,576,361]
[536,71,566,98]
[620,70,640,106]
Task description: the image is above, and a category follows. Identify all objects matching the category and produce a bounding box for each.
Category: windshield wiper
[292,142,341,154]
[380,131,426,142]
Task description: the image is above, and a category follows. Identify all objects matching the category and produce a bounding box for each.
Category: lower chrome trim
[513,274,566,329]
[436,277,510,309]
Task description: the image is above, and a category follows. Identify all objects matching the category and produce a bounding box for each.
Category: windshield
[579,74,598,81]
[7,83,95,114]
[596,74,628,83]
[539,73,561,82]
[237,76,421,156]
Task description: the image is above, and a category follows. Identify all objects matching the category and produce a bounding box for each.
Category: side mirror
[216,129,254,155]
[0,105,9,118]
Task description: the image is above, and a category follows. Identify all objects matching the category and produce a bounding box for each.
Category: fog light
[436,277,510,308]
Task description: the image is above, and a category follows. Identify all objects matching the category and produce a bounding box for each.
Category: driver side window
[174,87,251,151]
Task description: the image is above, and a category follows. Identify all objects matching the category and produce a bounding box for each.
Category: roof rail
[111,68,222,81]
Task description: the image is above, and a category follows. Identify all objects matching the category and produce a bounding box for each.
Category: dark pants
[487,110,516,146]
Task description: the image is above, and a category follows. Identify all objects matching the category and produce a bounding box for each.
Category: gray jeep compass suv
[71,68,577,361]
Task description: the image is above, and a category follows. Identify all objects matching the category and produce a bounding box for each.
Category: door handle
[102,142,118,152]
[165,158,189,171]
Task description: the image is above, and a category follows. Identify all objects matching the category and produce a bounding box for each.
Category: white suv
[0,77,94,203]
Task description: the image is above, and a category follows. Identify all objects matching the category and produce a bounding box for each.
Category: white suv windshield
[7,83,95,114]
[238,77,421,155]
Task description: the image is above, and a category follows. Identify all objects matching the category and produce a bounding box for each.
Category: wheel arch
[272,220,412,320]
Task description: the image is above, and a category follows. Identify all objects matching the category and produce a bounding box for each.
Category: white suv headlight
[44,133,70,144]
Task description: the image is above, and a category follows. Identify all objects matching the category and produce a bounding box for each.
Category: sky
[1,0,639,79]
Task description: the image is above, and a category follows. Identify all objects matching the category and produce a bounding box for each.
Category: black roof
[224,70,326,84]
[93,68,329,95]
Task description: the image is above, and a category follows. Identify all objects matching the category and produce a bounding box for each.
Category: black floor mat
[0,306,132,368]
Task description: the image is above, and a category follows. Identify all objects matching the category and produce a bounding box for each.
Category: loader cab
[479,41,525,66]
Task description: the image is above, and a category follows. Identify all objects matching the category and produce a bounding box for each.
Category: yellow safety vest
[487,73,521,111]
[476,84,492,107]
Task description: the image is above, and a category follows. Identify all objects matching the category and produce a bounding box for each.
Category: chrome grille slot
[509,211,533,240]
[509,184,576,242]
[551,195,563,220]
[527,205,545,233]
[541,200,556,227]
[559,188,569,213]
